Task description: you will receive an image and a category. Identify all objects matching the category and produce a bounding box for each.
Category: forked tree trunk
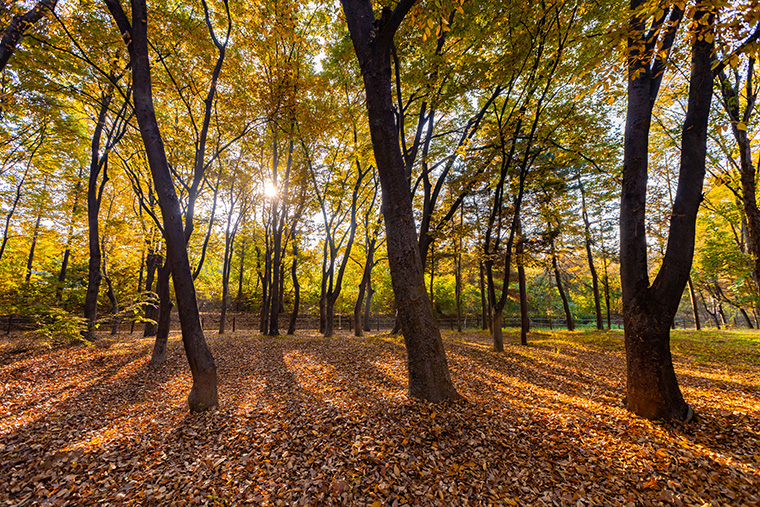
[341,0,459,401]
[620,1,713,421]
[106,0,217,411]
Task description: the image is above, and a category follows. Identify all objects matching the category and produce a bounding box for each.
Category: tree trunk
[364,273,374,332]
[341,0,459,401]
[143,253,162,337]
[324,298,335,337]
[517,219,529,345]
[479,262,489,331]
[106,0,217,411]
[579,176,603,330]
[354,249,371,337]
[718,66,760,321]
[687,276,701,330]
[151,258,173,365]
[104,273,119,335]
[57,179,82,304]
[287,243,300,335]
[491,311,503,351]
[83,93,109,340]
[620,1,711,421]
[235,240,246,311]
[268,214,282,337]
[455,235,462,333]
[740,307,754,328]
[551,239,574,331]
[25,213,42,284]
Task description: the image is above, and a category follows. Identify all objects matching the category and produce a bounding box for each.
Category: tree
[340,0,459,402]
[104,0,217,412]
[620,0,715,421]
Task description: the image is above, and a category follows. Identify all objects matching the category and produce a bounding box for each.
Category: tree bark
[340,0,459,401]
[105,0,217,411]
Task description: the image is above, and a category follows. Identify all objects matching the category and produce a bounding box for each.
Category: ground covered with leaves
[1,328,758,506]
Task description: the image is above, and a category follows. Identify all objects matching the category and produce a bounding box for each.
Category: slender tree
[340,0,459,401]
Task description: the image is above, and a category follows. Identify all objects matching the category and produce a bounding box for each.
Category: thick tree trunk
[624,307,690,420]
[492,312,503,351]
[341,0,459,401]
[324,299,335,337]
[620,1,711,421]
[106,0,217,411]
[83,111,106,340]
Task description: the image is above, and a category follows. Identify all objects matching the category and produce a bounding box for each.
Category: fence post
[6,314,12,335]
[233,316,236,332]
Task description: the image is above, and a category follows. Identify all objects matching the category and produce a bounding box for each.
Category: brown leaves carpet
[1,329,758,506]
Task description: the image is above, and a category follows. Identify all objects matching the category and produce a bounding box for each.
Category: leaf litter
[0,329,758,506]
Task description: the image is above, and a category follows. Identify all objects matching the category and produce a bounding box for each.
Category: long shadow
[0,337,191,505]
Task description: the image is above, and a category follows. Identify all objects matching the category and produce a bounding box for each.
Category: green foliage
[24,305,87,345]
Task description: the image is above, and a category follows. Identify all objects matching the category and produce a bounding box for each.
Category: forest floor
[0,327,758,506]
